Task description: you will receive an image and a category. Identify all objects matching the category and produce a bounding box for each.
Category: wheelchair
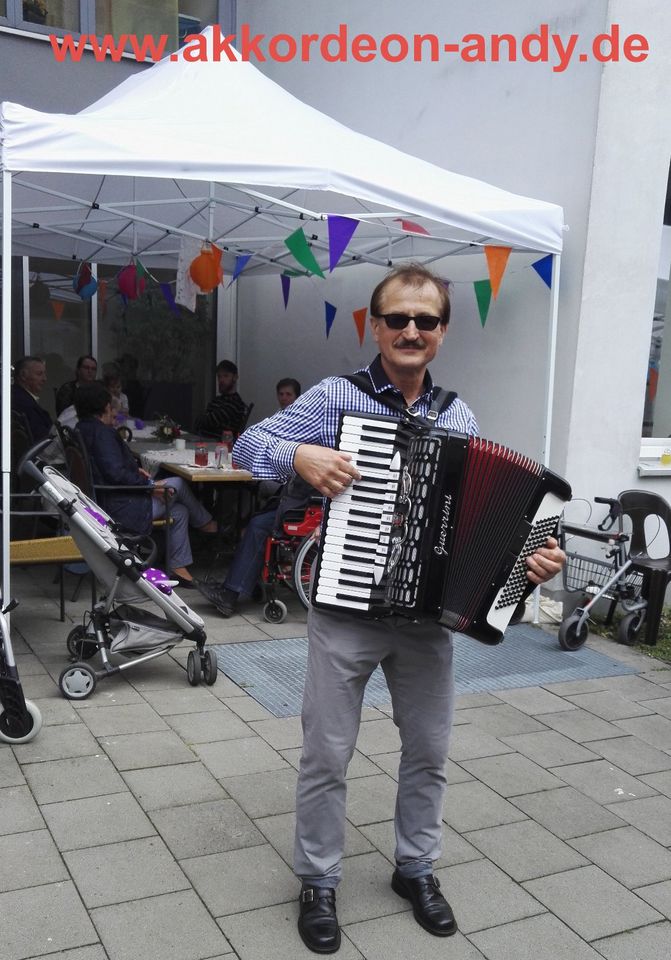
[260,502,322,623]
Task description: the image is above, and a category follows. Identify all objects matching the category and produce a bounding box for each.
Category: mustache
[394,338,427,349]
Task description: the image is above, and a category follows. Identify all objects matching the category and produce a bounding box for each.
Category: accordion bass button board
[312,413,572,644]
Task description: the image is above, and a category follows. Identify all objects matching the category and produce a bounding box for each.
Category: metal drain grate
[213,623,637,718]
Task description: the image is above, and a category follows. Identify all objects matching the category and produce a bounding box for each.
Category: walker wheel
[59,662,97,700]
[202,648,218,685]
[617,611,645,646]
[186,649,201,686]
[0,699,43,743]
[66,626,98,661]
[558,614,589,651]
[263,600,287,624]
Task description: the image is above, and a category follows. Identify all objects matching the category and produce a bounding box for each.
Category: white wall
[235,0,671,509]
[564,0,671,501]
[236,0,607,474]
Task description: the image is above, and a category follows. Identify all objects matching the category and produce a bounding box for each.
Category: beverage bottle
[221,430,234,452]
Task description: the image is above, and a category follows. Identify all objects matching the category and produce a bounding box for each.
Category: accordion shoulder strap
[344,372,457,427]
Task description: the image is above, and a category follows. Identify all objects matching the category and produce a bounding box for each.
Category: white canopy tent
[0,26,564,601]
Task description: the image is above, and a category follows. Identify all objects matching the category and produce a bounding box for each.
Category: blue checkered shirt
[233,355,479,479]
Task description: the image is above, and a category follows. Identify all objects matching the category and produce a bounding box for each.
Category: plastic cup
[194,444,208,467]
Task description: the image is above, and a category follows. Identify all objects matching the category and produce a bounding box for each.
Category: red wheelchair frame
[260,503,322,623]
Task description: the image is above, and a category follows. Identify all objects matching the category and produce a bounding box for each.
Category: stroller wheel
[617,611,645,646]
[202,648,218,685]
[0,699,43,744]
[264,600,287,624]
[187,649,201,686]
[66,626,98,661]
[558,613,589,651]
[59,662,97,700]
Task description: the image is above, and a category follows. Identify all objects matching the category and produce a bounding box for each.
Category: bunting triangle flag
[281,273,291,309]
[160,282,180,316]
[285,227,325,278]
[229,253,252,286]
[352,307,367,346]
[50,299,65,322]
[394,218,430,234]
[531,254,553,288]
[474,280,492,327]
[328,215,359,271]
[484,246,511,299]
[325,301,337,338]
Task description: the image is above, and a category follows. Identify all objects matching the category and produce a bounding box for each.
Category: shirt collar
[365,354,434,402]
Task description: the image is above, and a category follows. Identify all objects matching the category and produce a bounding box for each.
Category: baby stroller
[22,457,218,700]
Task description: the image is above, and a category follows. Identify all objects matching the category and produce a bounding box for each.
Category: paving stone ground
[3,567,671,960]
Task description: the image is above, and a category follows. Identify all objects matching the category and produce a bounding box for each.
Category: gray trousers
[151,476,212,570]
[294,604,455,887]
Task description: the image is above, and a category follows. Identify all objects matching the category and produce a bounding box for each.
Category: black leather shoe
[297,885,341,954]
[391,870,457,937]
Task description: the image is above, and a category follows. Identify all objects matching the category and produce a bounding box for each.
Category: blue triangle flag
[281,274,291,309]
[532,254,553,288]
[228,253,252,286]
[325,301,337,337]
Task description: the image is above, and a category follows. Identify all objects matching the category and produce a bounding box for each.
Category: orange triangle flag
[352,308,367,346]
[484,246,511,299]
[50,299,65,321]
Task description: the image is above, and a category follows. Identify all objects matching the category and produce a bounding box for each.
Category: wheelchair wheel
[292,535,319,610]
[264,600,287,624]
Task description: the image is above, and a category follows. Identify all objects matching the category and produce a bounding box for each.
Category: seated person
[194,359,247,438]
[276,377,301,410]
[74,383,217,587]
[55,355,98,415]
[213,476,315,617]
[11,355,53,442]
[102,362,130,417]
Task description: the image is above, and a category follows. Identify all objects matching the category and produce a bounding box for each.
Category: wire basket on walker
[558,496,645,650]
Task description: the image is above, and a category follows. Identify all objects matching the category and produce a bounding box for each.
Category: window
[642,160,671,437]
[20,0,80,31]
[96,264,216,429]
[4,1,227,49]
[26,258,92,418]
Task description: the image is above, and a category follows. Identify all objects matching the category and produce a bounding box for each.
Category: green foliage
[589,608,671,664]
[120,287,212,382]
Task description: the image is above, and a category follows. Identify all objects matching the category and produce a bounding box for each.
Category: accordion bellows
[312,413,571,645]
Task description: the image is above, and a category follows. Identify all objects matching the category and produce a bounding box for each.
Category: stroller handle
[18,438,54,487]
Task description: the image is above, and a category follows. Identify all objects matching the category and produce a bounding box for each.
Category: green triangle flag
[135,259,148,278]
[284,228,325,278]
[474,279,492,327]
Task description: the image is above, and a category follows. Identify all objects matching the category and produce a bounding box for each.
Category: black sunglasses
[377,313,442,331]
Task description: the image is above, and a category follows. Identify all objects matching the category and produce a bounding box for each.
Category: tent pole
[532,251,561,625]
[1,170,13,610]
[542,253,561,465]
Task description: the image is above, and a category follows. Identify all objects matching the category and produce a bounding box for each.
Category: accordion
[312,412,571,644]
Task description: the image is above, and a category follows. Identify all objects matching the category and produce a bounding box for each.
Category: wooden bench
[10,535,88,621]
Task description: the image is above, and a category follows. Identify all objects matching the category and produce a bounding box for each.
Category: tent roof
[0,27,564,272]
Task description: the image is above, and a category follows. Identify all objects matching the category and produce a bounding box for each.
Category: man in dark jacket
[194,359,247,438]
[11,356,53,442]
